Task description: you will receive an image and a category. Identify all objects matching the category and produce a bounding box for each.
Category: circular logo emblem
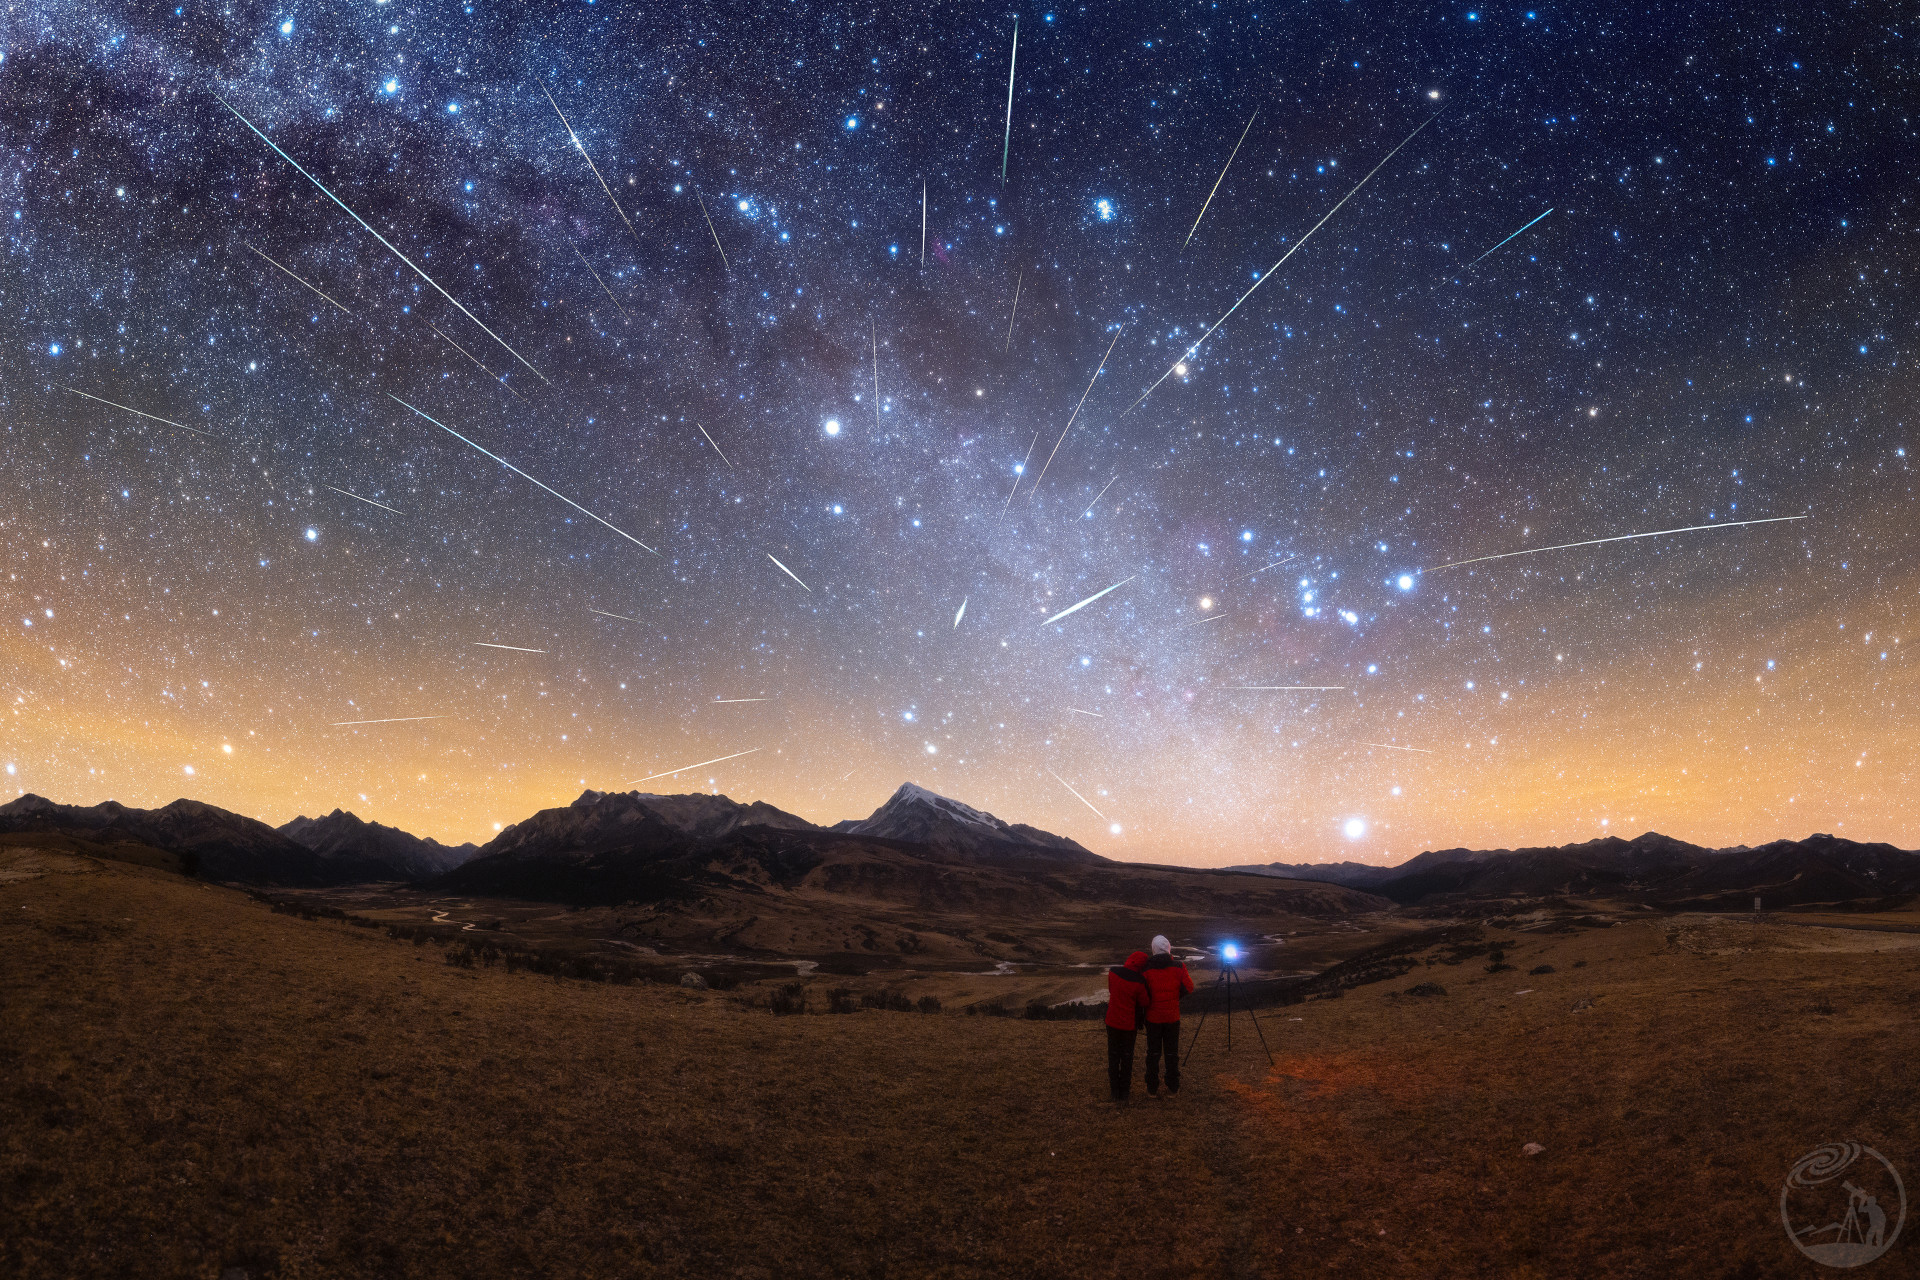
[1782,1142,1905,1267]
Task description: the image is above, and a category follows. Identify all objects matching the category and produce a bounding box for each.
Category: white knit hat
[1151,935,1171,955]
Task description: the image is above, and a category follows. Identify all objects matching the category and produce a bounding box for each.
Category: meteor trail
[1128,112,1439,415]
[1041,576,1134,628]
[214,92,548,384]
[711,697,772,703]
[1000,18,1018,184]
[1362,742,1433,753]
[573,245,630,321]
[1046,768,1108,820]
[871,318,882,432]
[391,395,658,554]
[696,191,731,272]
[325,485,400,514]
[1184,111,1257,249]
[540,83,639,243]
[766,552,811,592]
[695,422,733,469]
[921,180,927,265]
[473,642,547,653]
[1068,708,1104,718]
[1224,685,1345,691]
[1465,206,1553,269]
[589,608,641,623]
[329,715,448,727]
[954,596,968,629]
[1178,612,1227,628]
[1004,270,1022,351]
[1228,554,1298,584]
[1429,515,1808,571]
[1082,473,1119,519]
[424,319,527,404]
[60,386,218,438]
[631,747,760,785]
[244,241,351,314]
[1031,326,1122,495]
[1000,431,1039,517]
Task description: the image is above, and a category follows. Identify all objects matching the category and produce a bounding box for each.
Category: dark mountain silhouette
[835,782,1103,863]
[1230,831,1920,909]
[0,794,336,885]
[279,809,478,880]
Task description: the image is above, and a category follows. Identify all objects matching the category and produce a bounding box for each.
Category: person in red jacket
[1141,934,1194,1095]
[1104,950,1152,1100]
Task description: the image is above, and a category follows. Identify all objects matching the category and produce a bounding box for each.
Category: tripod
[1183,963,1273,1067]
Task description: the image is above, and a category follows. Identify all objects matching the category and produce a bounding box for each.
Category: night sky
[3,2,1915,865]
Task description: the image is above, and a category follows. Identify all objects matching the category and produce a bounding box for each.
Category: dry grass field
[6,845,1919,1278]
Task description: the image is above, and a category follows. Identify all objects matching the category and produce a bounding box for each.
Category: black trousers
[1106,1027,1139,1098]
[1144,1021,1181,1094]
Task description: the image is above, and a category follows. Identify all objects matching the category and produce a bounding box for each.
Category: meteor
[325,485,400,514]
[695,422,734,469]
[1041,575,1134,628]
[1004,270,1023,351]
[214,92,548,384]
[1228,554,1297,584]
[329,715,448,727]
[1184,111,1257,249]
[1178,612,1227,628]
[1068,708,1104,718]
[631,746,760,785]
[589,608,641,623]
[1082,473,1119,519]
[1429,515,1808,571]
[573,245,630,321]
[424,319,527,404]
[60,386,218,438]
[871,318,882,433]
[1362,742,1433,753]
[1224,685,1345,691]
[920,180,928,266]
[1030,326,1122,494]
[391,395,658,554]
[540,83,639,243]
[1128,112,1440,415]
[711,697,773,703]
[473,642,547,653]
[1000,17,1019,184]
[1464,206,1553,270]
[1046,768,1108,820]
[1000,431,1039,517]
[954,596,968,629]
[244,241,351,314]
[696,191,731,273]
[767,552,812,592]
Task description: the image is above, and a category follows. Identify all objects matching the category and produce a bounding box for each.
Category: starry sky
[3,1,1916,866]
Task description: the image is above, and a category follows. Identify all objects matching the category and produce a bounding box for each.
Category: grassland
[6,845,1919,1278]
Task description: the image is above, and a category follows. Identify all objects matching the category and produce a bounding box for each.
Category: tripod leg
[1181,1006,1209,1067]
[1245,998,1275,1066]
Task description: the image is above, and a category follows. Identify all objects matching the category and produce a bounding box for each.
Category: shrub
[769,983,807,1016]
[861,989,913,1012]
[827,988,857,1015]
[1407,982,1447,997]
[1530,964,1555,975]
[916,995,943,1015]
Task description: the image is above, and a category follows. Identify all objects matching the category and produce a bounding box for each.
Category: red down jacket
[1105,951,1151,1030]
[1142,953,1194,1023]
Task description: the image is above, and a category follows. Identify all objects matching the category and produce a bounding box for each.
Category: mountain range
[1228,830,1920,910]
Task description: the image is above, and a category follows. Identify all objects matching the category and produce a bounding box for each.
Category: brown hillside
[5,847,1919,1278]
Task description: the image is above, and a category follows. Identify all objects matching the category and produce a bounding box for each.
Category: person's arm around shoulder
[1179,963,1194,997]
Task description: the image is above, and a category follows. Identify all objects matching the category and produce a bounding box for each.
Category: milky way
[2,4,1914,863]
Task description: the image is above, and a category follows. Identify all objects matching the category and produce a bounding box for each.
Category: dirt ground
[5,849,1917,1278]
